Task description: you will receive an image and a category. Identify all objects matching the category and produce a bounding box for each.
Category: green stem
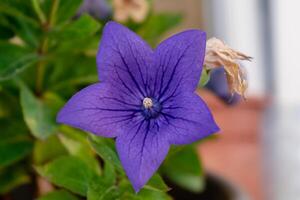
[31,0,46,24]
[49,0,59,27]
[35,0,59,95]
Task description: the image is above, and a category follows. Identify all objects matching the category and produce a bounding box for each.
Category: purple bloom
[57,21,219,192]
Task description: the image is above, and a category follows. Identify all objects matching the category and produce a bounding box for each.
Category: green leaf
[0,42,40,81]
[102,161,116,186]
[118,180,171,200]
[146,174,169,192]
[0,166,30,194]
[51,14,101,41]
[89,135,123,171]
[138,13,182,46]
[162,145,204,193]
[87,177,120,200]
[56,0,83,24]
[58,127,101,175]
[0,118,29,141]
[36,156,95,196]
[0,2,39,27]
[33,135,68,165]
[199,68,210,87]
[48,55,97,94]
[0,137,33,168]
[20,84,62,139]
[38,190,79,200]
[137,189,172,200]
[0,24,14,40]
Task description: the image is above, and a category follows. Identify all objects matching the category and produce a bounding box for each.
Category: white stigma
[143,97,153,109]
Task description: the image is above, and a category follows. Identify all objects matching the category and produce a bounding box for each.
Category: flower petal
[160,92,219,145]
[57,83,142,137]
[97,21,153,99]
[116,119,169,192]
[149,30,206,100]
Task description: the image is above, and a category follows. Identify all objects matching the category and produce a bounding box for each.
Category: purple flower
[57,21,219,192]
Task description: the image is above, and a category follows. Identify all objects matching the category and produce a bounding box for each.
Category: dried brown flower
[204,37,252,98]
[112,0,149,23]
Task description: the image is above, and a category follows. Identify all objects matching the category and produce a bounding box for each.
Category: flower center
[143,97,153,109]
[141,97,161,119]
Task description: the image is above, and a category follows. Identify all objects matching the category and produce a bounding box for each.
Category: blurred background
[1,0,299,200]
[152,0,299,199]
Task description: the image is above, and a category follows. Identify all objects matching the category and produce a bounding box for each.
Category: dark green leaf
[20,84,62,139]
[0,137,33,168]
[48,55,97,93]
[162,145,204,192]
[36,156,95,196]
[56,0,83,24]
[138,13,182,46]
[0,166,30,194]
[0,42,40,81]
[0,2,38,26]
[0,24,14,39]
[38,190,79,200]
[50,14,101,41]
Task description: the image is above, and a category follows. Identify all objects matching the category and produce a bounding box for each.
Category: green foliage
[38,190,79,200]
[138,13,182,46]
[0,138,33,168]
[199,68,211,87]
[0,166,31,194]
[20,83,62,139]
[162,145,205,193]
[36,155,96,196]
[33,135,68,165]
[0,42,40,81]
[0,0,208,199]
[89,135,123,171]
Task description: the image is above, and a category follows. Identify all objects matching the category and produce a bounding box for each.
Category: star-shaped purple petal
[57,21,219,192]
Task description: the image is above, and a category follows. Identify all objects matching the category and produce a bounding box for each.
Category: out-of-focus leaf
[36,156,95,196]
[0,118,29,140]
[162,145,204,192]
[0,42,40,81]
[48,55,97,94]
[50,14,101,41]
[20,84,63,139]
[0,166,30,194]
[10,17,41,48]
[199,68,210,87]
[58,126,101,175]
[87,176,120,200]
[0,134,33,168]
[89,135,122,171]
[56,0,83,24]
[38,190,79,200]
[138,13,182,46]
[0,1,38,26]
[0,24,14,39]
[33,135,68,165]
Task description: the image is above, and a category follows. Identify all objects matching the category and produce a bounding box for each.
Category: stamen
[143,97,153,109]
